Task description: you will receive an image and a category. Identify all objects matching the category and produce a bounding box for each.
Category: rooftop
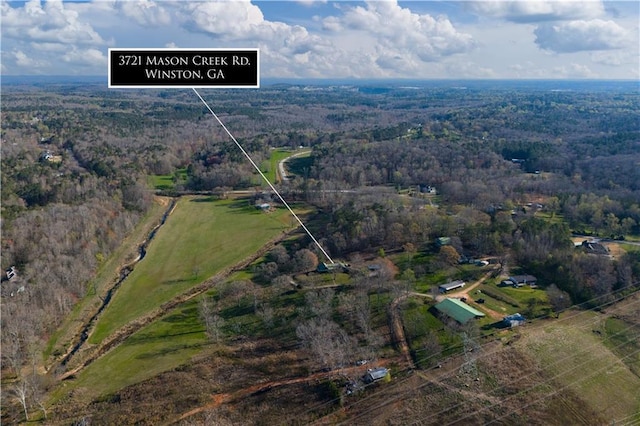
[434,298,485,324]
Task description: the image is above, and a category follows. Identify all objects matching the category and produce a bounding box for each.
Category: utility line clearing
[192,88,334,264]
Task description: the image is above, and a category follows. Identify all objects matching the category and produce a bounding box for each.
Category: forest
[1,80,639,423]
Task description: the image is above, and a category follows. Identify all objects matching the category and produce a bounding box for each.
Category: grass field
[45,197,171,361]
[56,299,209,402]
[259,148,310,185]
[90,196,292,344]
[517,310,640,422]
[148,168,188,190]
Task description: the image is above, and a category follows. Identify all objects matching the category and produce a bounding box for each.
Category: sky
[1,0,639,80]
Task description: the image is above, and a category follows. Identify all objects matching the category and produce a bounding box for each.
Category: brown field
[48,294,640,425]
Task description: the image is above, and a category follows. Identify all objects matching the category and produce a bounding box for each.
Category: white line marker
[192,88,335,264]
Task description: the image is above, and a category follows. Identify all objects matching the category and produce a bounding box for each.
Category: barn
[434,298,485,324]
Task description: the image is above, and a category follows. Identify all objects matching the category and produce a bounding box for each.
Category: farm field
[89,196,293,344]
[515,307,640,422]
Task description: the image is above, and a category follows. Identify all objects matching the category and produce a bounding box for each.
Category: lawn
[259,148,310,185]
[56,299,208,402]
[90,196,293,344]
[494,284,549,306]
[148,168,188,191]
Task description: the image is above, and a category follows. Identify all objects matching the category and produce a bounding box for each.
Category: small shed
[363,367,389,384]
[434,298,485,324]
[438,280,465,293]
[503,313,526,327]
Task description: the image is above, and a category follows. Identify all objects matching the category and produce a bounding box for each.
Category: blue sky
[1,0,638,79]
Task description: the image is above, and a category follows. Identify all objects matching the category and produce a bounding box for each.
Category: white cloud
[469,0,605,23]
[296,0,328,6]
[179,1,266,38]
[119,0,170,26]
[12,49,48,70]
[322,0,476,62]
[62,48,107,68]
[552,63,598,78]
[2,0,106,46]
[534,19,629,53]
[590,51,625,66]
[0,0,636,79]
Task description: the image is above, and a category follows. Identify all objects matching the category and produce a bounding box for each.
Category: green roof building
[434,298,485,324]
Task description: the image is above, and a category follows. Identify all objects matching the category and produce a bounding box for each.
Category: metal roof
[439,280,465,291]
[434,298,485,324]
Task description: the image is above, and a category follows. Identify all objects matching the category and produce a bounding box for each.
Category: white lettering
[232,56,251,66]
[193,55,228,66]
[145,69,203,79]
[207,69,225,79]
[146,56,189,66]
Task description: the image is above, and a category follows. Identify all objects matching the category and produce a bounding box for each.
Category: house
[501,275,537,288]
[503,313,526,327]
[256,203,271,211]
[436,237,451,247]
[363,367,389,384]
[438,280,465,293]
[581,240,609,255]
[317,262,346,273]
[433,298,485,324]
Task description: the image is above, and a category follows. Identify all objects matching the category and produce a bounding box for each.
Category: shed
[363,367,389,384]
[503,313,526,327]
[434,298,485,324]
[438,280,465,293]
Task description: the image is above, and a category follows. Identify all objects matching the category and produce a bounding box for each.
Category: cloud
[62,48,107,68]
[322,0,476,62]
[296,0,328,6]
[2,0,106,46]
[13,50,43,68]
[179,1,266,38]
[119,0,170,26]
[590,51,625,66]
[552,63,598,78]
[534,19,629,53]
[469,0,605,23]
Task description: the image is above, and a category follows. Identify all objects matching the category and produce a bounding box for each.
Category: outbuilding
[363,367,390,384]
[503,313,526,327]
[438,280,465,293]
[434,298,485,324]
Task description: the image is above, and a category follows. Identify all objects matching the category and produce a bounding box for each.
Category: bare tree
[547,284,572,318]
[11,378,29,422]
[296,318,355,371]
[199,295,225,343]
[304,288,335,320]
[257,303,275,330]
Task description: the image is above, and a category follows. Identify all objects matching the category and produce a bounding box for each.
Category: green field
[46,198,171,361]
[259,148,310,184]
[90,196,292,344]
[148,168,188,191]
[56,299,208,401]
